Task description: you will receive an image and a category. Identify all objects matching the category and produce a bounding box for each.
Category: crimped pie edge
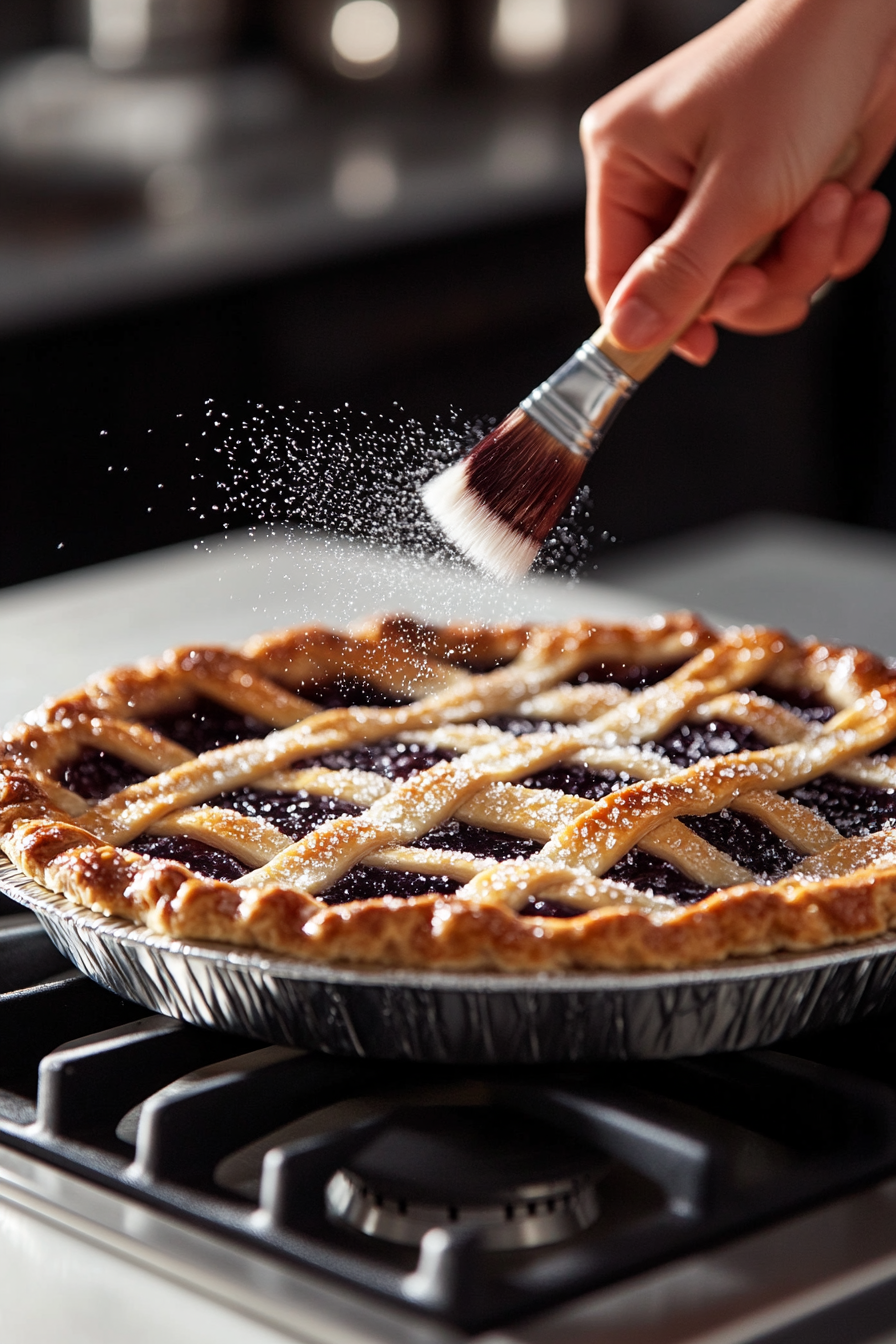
[2,612,896,972]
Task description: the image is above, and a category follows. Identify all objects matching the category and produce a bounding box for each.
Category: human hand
[580,0,896,363]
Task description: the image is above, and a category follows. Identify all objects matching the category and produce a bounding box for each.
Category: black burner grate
[2,897,896,1332]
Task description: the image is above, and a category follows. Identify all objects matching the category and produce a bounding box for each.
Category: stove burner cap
[325,1105,605,1250]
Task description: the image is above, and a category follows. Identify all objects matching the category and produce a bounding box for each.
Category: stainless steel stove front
[0,1139,458,1344]
[5,1138,896,1344]
[5,898,896,1342]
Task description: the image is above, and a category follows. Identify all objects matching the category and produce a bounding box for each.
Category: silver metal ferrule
[519,338,638,458]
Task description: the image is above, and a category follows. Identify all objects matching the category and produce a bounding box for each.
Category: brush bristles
[421,462,540,579]
[421,409,586,581]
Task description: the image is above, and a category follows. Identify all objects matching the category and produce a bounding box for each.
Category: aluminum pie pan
[5,859,896,1062]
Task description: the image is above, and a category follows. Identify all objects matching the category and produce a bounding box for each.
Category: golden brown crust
[3,612,896,972]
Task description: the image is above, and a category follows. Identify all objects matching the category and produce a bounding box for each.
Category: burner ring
[325,1167,601,1250]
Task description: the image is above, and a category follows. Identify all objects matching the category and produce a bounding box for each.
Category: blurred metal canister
[276,0,444,87]
[58,0,243,71]
[466,0,623,80]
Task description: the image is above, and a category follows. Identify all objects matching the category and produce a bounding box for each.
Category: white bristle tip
[420,464,538,582]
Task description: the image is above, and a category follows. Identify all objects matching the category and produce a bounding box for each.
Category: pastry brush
[422,140,861,582]
[421,324,671,580]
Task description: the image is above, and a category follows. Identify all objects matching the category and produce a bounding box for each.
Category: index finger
[582,117,692,312]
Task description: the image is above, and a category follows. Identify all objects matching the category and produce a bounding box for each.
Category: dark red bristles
[421,408,586,580]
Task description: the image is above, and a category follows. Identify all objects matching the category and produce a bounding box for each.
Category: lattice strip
[525,704,896,884]
[71,718,193,772]
[73,629,751,845]
[399,731,837,857]
[733,791,839,852]
[572,630,785,745]
[698,691,896,790]
[792,829,896,880]
[458,857,675,913]
[519,682,630,720]
[244,620,473,700]
[151,768,747,893]
[6,612,896,973]
[151,807,288,867]
[163,670,319,728]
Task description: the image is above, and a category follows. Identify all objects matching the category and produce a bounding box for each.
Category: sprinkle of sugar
[196,400,593,584]
[181,400,599,644]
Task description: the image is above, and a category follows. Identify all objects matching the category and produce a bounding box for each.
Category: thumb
[603,173,762,350]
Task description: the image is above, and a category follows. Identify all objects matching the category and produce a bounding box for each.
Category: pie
[2,612,896,972]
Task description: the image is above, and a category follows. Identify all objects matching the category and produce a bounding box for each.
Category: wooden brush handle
[591,133,862,384]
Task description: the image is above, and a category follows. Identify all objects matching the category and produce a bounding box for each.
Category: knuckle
[578,92,628,149]
[579,103,609,149]
[584,267,603,309]
[648,237,713,294]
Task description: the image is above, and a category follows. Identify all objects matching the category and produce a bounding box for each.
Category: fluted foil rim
[4,860,896,1061]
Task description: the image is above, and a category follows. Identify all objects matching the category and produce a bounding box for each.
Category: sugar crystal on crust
[2,612,896,970]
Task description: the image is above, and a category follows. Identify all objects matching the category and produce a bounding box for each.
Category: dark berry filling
[298,739,453,781]
[303,677,407,710]
[487,715,564,736]
[647,720,799,881]
[651,719,766,766]
[523,762,627,801]
[685,810,798,881]
[59,749,148,799]
[129,834,249,882]
[321,867,460,905]
[787,776,896,837]
[210,787,361,839]
[752,682,837,724]
[415,817,541,862]
[148,697,269,754]
[317,804,542,904]
[574,660,686,691]
[605,848,711,903]
[518,896,583,919]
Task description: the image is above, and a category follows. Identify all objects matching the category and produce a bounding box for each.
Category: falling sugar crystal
[190,400,595,605]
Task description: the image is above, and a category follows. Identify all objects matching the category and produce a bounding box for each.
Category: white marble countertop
[599,512,896,660]
[5,512,895,728]
[0,529,658,727]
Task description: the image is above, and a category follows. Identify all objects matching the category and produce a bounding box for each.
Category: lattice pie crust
[3,613,896,971]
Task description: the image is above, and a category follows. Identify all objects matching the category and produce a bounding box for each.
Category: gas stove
[5,883,896,1344]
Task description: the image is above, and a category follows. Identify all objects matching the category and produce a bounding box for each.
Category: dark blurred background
[0,0,892,589]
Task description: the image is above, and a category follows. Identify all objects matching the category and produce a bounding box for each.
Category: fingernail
[605,295,666,349]
[811,187,850,229]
